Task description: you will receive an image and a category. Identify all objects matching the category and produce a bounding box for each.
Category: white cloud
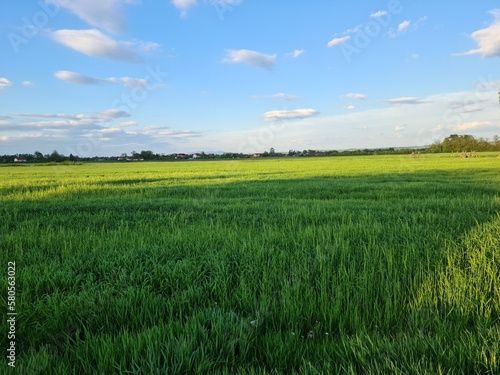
[50,29,145,62]
[345,25,363,35]
[263,109,319,122]
[101,127,123,134]
[115,121,138,128]
[55,70,149,90]
[0,110,131,134]
[0,78,13,89]
[327,35,351,47]
[171,0,197,17]
[222,49,276,70]
[342,93,366,100]
[329,18,393,48]
[252,93,299,101]
[172,0,197,9]
[157,130,201,139]
[389,17,426,37]
[398,20,411,32]
[46,0,138,34]
[272,93,299,101]
[137,41,161,53]
[94,109,130,122]
[384,97,423,105]
[345,104,356,110]
[427,121,499,134]
[456,121,496,131]
[12,110,130,121]
[370,10,387,18]
[143,125,165,131]
[22,81,35,87]
[287,49,304,58]
[106,77,148,90]
[55,71,101,85]
[460,105,483,113]
[454,10,500,58]
[141,125,201,140]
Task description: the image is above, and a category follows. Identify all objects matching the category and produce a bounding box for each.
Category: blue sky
[1,0,499,156]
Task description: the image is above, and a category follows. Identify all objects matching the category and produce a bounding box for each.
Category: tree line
[428,134,500,153]
[2,134,500,163]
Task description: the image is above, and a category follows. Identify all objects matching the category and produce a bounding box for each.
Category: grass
[1,154,499,374]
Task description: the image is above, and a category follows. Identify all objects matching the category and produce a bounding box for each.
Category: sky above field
[1,1,500,156]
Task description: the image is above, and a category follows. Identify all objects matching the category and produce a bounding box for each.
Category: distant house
[14,157,27,162]
[192,153,202,159]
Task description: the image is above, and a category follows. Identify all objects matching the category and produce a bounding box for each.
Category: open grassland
[1,154,499,374]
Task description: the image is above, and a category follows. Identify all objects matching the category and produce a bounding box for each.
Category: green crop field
[1,154,499,374]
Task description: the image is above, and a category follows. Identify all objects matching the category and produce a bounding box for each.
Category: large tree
[441,134,478,152]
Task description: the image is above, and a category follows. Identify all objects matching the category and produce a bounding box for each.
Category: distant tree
[476,137,492,151]
[34,151,44,160]
[269,147,275,156]
[494,135,500,150]
[140,150,154,160]
[428,140,442,153]
[49,150,64,162]
[69,153,76,162]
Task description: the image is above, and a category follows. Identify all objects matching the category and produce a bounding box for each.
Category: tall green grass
[1,155,499,373]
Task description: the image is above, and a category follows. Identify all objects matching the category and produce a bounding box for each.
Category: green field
[1,154,499,374]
